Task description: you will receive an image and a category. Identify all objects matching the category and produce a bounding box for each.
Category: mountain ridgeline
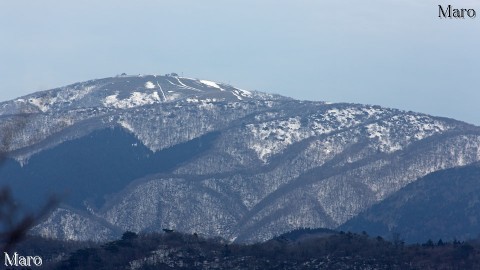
[0,74,479,243]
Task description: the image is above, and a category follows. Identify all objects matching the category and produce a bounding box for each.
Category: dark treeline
[9,229,480,270]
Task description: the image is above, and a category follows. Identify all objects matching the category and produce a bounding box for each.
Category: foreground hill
[1,74,480,242]
[14,231,480,270]
[341,162,480,243]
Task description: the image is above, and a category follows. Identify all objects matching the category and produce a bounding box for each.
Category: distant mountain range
[1,74,479,243]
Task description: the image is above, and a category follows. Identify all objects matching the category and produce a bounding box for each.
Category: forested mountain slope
[0,74,479,242]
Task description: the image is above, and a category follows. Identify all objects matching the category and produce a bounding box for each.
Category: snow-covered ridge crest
[366,114,451,153]
[0,75,274,116]
[246,106,456,162]
[4,84,97,113]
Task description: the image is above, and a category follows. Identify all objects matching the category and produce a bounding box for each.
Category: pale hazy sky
[1,0,479,124]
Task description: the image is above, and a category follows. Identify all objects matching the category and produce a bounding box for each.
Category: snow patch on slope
[235,88,252,97]
[200,80,224,91]
[230,88,252,100]
[118,120,135,133]
[144,81,156,89]
[103,91,161,109]
[28,97,51,112]
[366,124,402,153]
[25,85,97,112]
[248,117,304,162]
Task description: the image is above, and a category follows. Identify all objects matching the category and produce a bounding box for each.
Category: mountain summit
[0,74,283,115]
[1,74,479,242]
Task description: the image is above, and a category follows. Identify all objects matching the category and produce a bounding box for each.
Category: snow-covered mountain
[1,74,479,242]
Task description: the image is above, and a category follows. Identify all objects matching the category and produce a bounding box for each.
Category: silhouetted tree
[423,239,434,248]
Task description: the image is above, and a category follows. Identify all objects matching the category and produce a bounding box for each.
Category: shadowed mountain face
[340,162,480,243]
[0,128,219,209]
[1,74,480,242]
